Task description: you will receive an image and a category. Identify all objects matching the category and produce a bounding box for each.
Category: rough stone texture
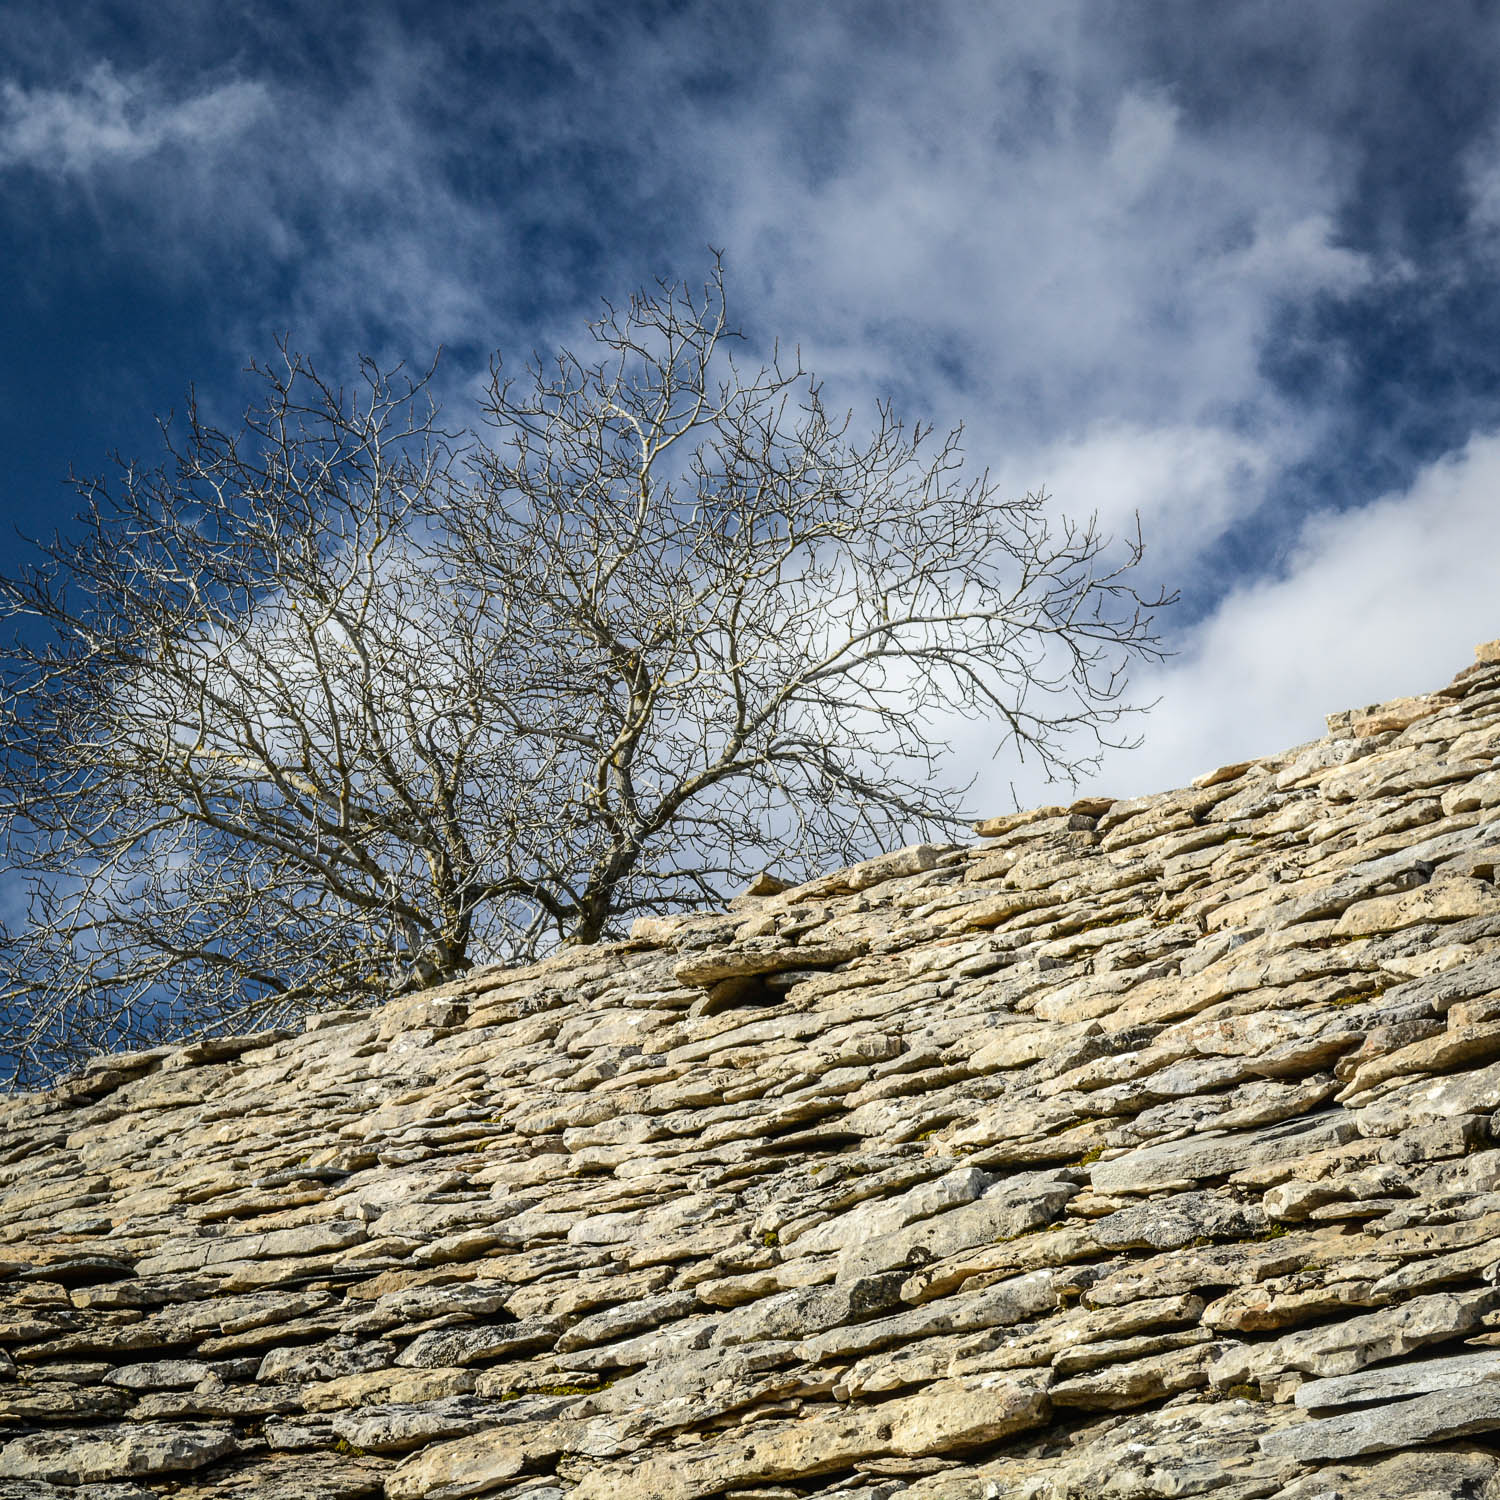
[2,640,1500,1498]
[1295,1347,1500,1409]
[1260,1385,1500,1461]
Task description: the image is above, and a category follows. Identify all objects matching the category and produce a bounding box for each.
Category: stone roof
[3,643,1500,1500]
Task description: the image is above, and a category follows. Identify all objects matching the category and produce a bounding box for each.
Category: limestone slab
[1260,1385,1500,1462]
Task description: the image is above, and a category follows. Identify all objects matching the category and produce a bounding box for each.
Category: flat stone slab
[1271,1449,1500,1500]
[1260,1385,1500,1462]
[0,1424,237,1485]
[1295,1347,1500,1409]
[1090,1111,1358,1194]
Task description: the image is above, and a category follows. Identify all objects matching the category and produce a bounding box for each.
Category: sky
[3,0,1500,819]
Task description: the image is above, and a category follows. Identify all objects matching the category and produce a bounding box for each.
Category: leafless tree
[0,259,1169,1086]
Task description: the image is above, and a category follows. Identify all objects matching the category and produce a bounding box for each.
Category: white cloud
[0,17,1382,506]
[1217,211,1378,294]
[0,63,267,174]
[962,430,1500,813]
[983,420,1285,588]
[698,48,1367,434]
[649,27,1381,636]
[1107,90,1180,200]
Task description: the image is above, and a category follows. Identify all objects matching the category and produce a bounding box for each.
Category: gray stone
[554,1291,698,1354]
[104,1358,219,1390]
[257,1338,392,1383]
[714,1274,907,1346]
[1049,1339,1229,1410]
[1211,1290,1499,1387]
[0,1385,128,1422]
[396,1317,562,1368]
[10,647,1500,1500]
[0,1424,237,1484]
[0,1485,156,1500]
[1089,1111,1358,1194]
[837,1174,1077,1282]
[330,1394,573,1453]
[1091,1189,1267,1251]
[358,1280,513,1331]
[1295,1348,1500,1409]
[1260,1385,1500,1461]
[673,940,867,988]
[798,1271,1057,1363]
[590,1339,797,1416]
[1268,1449,1500,1499]
[787,1166,995,1256]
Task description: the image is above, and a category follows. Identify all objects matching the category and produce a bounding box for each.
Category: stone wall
[2,642,1500,1499]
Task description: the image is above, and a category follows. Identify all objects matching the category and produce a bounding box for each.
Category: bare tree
[0,260,1169,1086]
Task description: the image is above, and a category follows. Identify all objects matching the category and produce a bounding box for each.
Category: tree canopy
[0,262,1169,1085]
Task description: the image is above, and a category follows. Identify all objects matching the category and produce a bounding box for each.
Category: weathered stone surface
[383,1424,548,1499]
[1211,1290,1500,1388]
[553,1290,698,1353]
[172,1454,388,1500]
[1089,1111,1358,1194]
[340,1394,574,1458]
[836,1173,1077,1281]
[300,1366,474,1412]
[672,939,866,987]
[1270,1448,1500,1500]
[0,1384,128,1422]
[395,1318,560,1368]
[1295,1347,1500,1409]
[0,1485,158,1500]
[1334,875,1500,937]
[4,644,1500,1499]
[1049,1339,1228,1409]
[712,1273,906,1345]
[786,1164,994,1255]
[0,1424,236,1483]
[571,1370,1052,1500]
[1260,1385,1500,1461]
[798,1270,1057,1363]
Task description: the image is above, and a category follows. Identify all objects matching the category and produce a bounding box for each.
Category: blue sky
[3,0,1500,814]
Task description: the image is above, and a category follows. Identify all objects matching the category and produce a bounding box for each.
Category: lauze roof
[3,643,1500,1500]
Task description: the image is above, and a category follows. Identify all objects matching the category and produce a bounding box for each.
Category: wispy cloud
[0,63,266,175]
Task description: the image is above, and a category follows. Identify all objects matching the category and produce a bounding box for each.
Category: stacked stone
[1,643,1499,1500]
